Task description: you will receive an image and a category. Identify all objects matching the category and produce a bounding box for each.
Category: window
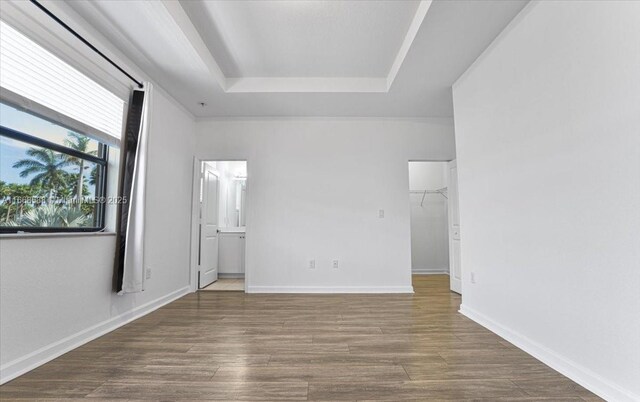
[0,103,108,232]
[0,21,124,143]
[0,20,125,233]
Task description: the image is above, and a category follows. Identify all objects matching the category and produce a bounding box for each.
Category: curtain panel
[114,83,152,294]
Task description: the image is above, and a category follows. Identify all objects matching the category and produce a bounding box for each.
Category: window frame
[0,124,109,233]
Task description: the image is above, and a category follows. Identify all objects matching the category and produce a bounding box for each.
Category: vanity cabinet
[218,232,245,274]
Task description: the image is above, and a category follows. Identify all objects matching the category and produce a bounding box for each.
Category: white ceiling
[66,0,528,118]
[182,1,421,78]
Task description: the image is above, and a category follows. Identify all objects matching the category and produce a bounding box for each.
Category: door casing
[189,158,249,293]
[448,159,462,294]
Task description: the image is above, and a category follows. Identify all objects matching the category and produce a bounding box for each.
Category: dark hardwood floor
[0,275,600,400]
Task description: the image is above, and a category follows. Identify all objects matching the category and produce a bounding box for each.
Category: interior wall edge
[452,0,538,91]
[452,1,639,397]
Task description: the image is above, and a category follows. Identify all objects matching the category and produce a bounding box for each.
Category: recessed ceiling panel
[181,0,421,78]
[65,0,529,116]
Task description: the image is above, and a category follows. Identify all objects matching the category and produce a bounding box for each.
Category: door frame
[407,159,459,290]
[189,158,250,293]
[446,159,462,294]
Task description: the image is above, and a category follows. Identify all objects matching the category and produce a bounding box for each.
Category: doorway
[408,160,461,294]
[195,160,247,292]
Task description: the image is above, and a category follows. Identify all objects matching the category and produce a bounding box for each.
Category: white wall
[214,161,231,227]
[0,89,196,383]
[196,118,455,292]
[409,161,446,191]
[453,2,640,400]
[408,162,449,274]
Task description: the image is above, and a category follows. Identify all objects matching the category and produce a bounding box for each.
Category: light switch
[378,209,385,218]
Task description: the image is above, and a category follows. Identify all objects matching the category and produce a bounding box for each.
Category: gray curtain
[114,83,152,294]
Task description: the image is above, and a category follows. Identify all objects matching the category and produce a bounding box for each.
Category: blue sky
[0,136,28,184]
[1,103,98,193]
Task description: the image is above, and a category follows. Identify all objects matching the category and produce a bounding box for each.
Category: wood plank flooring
[202,278,245,291]
[0,275,601,401]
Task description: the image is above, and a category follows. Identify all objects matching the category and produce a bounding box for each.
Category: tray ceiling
[64,0,529,117]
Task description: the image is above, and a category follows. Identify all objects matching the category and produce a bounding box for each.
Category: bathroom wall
[212,161,247,229]
[408,161,449,274]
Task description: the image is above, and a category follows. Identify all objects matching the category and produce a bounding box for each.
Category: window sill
[0,231,116,240]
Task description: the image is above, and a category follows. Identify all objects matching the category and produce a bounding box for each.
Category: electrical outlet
[332,260,339,269]
[145,267,152,280]
[470,272,476,284]
[309,259,316,269]
[378,209,385,218]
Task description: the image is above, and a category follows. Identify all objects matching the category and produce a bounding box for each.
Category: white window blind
[0,20,124,145]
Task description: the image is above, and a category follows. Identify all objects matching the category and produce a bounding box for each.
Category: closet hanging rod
[409,187,448,205]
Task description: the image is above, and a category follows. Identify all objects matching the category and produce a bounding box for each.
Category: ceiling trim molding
[161,0,228,91]
[160,0,432,94]
[194,115,454,123]
[386,0,433,90]
[225,77,388,93]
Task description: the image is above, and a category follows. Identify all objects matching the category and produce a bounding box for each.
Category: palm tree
[12,204,89,228]
[1,182,43,224]
[0,181,10,223]
[11,184,36,220]
[89,165,98,186]
[13,148,71,202]
[64,132,97,203]
[0,181,8,205]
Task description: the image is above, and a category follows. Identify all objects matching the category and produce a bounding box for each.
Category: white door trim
[189,158,200,293]
[448,159,462,294]
[189,158,250,293]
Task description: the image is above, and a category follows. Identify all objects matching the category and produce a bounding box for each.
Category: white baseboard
[459,304,639,402]
[412,267,449,275]
[219,273,245,279]
[0,286,191,385]
[247,286,414,294]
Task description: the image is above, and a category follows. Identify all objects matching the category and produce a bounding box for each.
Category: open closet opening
[197,160,247,292]
[408,161,450,276]
[408,160,462,294]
